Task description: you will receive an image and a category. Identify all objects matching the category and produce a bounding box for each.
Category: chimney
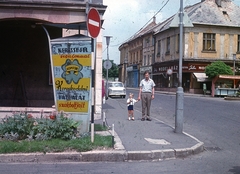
[215,0,221,7]
[153,16,156,23]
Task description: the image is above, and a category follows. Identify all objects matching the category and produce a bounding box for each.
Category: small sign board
[50,35,92,113]
[167,69,173,75]
[87,8,101,38]
[103,60,112,70]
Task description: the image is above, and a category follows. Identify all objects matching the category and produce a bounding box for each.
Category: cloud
[102,0,164,55]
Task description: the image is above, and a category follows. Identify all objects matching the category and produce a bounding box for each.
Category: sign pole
[87,7,101,142]
[105,36,111,98]
[91,38,95,143]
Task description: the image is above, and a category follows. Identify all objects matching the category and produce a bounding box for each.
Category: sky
[101,0,240,65]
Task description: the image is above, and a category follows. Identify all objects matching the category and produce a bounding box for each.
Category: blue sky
[102,0,240,65]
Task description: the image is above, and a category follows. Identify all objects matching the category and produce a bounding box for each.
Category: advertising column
[50,35,92,133]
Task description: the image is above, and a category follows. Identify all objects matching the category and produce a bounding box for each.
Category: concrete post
[175,87,184,133]
[175,0,184,133]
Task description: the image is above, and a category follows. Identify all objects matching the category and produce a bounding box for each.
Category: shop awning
[193,73,211,82]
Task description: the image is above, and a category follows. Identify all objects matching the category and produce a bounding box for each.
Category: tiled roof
[120,0,240,47]
[154,0,240,35]
[186,0,240,26]
[4,0,97,3]
[124,20,157,43]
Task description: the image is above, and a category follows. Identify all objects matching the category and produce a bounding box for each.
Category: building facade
[119,0,240,94]
[119,18,156,87]
[0,0,107,114]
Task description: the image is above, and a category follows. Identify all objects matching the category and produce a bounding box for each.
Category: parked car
[107,81,126,98]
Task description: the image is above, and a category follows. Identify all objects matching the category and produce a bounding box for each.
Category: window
[238,35,240,52]
[145,38,149,47]
[176,34,179,53]
[157,40,161,56]
[203,33,215,51]
[152,36,155,46]
[166,37,170,55]
[144,55,146,65]
[136,52,138,63]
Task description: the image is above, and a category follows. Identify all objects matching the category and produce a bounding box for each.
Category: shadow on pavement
[228,166,240,174]
[102,103,115,109]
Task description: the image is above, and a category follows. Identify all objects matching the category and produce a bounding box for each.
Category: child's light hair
[129,93,134,96]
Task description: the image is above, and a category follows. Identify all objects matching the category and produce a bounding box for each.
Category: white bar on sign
[89,19,99,27]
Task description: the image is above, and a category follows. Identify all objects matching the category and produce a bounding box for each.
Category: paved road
[0,90,239,174]
[125,89,240,173]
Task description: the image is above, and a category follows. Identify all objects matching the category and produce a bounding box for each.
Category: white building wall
[94,29,103,118]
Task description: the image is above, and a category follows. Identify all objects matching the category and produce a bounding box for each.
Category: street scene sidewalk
[0,91,204,163]
[98,97,204,161]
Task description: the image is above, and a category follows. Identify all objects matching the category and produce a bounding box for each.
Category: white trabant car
[107,82,126,98]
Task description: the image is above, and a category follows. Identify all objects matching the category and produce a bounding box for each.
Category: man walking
[138,70,155,121]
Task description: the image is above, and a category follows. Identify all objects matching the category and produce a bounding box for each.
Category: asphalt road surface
[0,89,239,174]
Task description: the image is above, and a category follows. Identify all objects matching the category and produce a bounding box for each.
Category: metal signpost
[87,8,101,38]
[87,7,101,142]
[104,36,112,98]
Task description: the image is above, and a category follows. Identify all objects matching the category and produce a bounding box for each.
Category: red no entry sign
[87,8,101,38]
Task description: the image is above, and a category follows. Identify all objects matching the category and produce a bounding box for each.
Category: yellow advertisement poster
[50,39,91,113]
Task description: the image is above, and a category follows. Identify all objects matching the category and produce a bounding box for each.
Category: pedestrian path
[102,98,203,152]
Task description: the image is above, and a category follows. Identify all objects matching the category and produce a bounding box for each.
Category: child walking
[127,93,139,121]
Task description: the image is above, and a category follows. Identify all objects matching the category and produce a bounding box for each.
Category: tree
[205,61,233,79]
[102,60,119,80]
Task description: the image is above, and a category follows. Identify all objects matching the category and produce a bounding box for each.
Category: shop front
[140,66,152,79]
[152,61,210,94]
[211,75,240,97]
[126,65,139,88]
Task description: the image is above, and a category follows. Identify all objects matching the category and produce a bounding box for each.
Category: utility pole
[105,36,112,96]
[233,54,236,76]
[175,0,184,133]
[124,57,128,87]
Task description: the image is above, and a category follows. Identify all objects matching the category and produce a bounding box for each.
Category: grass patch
[90,124,108,131]
[0,134,112,154]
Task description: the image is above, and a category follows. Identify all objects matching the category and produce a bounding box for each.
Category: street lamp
[175,0,184,134]
[105,36,112,97]
[233,53,236,76]
[124,57,128,87]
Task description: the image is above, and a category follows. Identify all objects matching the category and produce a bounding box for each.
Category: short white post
[103,112,106,127]
[112,124,114,148]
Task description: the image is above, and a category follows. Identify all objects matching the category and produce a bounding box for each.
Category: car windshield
[109,83,123,87]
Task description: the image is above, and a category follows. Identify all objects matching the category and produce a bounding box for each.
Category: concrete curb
[0,128,205,163]
[224,97,240,100]
[0,142,204,163]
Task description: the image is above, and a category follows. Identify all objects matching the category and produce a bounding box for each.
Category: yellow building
[119,0,240,94]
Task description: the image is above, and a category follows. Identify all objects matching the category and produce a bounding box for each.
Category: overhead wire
[102,0,171,52]
[134,0,170,35]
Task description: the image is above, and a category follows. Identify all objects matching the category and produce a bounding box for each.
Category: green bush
[33,116,80,140]
[0,113,35,140]
[0,112,80,141]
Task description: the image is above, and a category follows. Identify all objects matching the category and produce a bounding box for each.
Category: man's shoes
[146,118,152,121]
[128,117,131,121]
[132,117,134,121]
[141,118,145,121]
